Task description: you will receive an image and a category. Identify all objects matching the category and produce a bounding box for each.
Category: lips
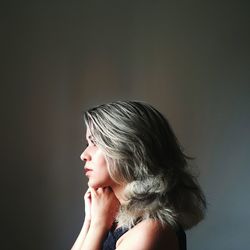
[84,168,92,175]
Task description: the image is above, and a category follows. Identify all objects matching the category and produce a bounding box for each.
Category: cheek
[97,156,107,167]
[88,162,113,188]
[93,150,108,168]
[92,152,111,179]
[93,155,107,169]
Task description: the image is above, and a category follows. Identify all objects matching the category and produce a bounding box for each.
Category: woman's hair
[83,100,206,230]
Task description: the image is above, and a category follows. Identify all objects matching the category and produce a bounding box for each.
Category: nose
[80,147,91,162]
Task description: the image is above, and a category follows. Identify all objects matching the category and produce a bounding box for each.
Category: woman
[71,100,206,250]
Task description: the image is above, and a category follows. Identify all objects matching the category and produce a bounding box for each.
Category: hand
[84,188,92,222]
[89,187,120,230]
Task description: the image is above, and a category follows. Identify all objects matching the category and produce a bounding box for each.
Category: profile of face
[80,129,114,189]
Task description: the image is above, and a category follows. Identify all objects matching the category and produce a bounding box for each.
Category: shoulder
[116,219,179,250]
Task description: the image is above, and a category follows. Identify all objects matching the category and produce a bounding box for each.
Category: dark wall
[2,1,250,249]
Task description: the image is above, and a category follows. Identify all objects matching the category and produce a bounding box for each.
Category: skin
[71,129,179,250]
[80,130,113,189]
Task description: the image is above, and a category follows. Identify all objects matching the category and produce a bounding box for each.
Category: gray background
[1,1,250,249]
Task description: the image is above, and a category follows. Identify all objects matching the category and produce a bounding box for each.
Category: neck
[111,183,126,205]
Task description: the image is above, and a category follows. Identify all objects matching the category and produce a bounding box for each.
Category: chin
[88,180,105,189]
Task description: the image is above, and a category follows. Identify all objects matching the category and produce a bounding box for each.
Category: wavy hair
[83,100,206,230]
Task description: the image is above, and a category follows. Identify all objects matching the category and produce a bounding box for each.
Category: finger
[84,187,91,195]
[85,192,91,200]
[97,187,103,193]
[96,187,108,194]
[102,186,112,193]
[89,187,98,197]
[84,188,91,198]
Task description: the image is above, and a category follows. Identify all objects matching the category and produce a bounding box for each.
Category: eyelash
[86,139,96,147]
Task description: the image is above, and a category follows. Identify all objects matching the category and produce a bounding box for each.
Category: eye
[90,139,96,146]
[86,135,97,147]
[85,138,96,147]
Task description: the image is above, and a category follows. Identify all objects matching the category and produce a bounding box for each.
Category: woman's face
[80,129,114,189]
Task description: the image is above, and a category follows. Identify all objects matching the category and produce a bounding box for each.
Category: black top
[102,225,186,250]
[102,227,128,250]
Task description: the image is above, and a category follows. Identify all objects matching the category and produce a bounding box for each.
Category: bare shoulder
[116,220,179,250]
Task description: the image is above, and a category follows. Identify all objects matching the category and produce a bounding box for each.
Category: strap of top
[176,226,187,250]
